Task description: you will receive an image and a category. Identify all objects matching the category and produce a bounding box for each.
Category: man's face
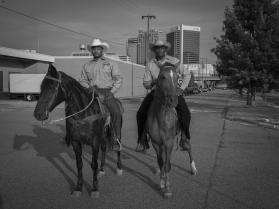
[91,46,103,58]
[154,46,167,58]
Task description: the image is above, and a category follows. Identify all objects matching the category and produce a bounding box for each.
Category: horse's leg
[71,141,83,197]
[90,144,100,198]
[116,116,123,176]
[152,142,165,189]
[116,150,123,176]
[164,144,174,198]
[187,147,198,175]
[99,142,106,177]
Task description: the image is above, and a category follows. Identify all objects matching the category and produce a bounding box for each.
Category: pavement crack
[202,118,226,209]
[203,100,230,209]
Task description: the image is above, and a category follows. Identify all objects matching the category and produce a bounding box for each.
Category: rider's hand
[151,79,157,87]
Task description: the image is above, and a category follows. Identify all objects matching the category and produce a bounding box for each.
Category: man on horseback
[136,40,192,152]
[80,39,123,151]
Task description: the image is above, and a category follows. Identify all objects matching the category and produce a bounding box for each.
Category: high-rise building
[137,29,166,65]
[166,25,200,64]
[127,38,138,63]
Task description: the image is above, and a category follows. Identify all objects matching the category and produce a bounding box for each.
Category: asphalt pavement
[0,89,278,209]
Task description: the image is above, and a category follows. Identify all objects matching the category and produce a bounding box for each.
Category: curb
[226,116,279,130]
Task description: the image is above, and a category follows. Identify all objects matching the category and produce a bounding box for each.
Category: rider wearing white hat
[87,39,110,52]
[81,39,123,151]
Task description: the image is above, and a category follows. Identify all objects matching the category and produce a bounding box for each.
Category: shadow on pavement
[122,145,254,208]
[82,149,162,197]
[12,125,88,192]
[12,125,162,197]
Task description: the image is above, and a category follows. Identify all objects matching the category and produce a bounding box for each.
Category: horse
[33,64,123,198]
[145,65,197,198]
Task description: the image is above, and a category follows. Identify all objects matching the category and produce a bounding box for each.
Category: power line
[0,5,125,47]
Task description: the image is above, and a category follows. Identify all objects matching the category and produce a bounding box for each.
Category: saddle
[94,87,124,115]
[82,88,124,125]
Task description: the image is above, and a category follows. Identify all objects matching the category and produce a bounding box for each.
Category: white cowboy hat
[87,39,110,52]
[150,40,171,51]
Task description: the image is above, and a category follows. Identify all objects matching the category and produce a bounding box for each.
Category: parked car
[215,83,228,90]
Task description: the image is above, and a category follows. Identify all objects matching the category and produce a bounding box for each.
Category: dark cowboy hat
[150,40,171,51]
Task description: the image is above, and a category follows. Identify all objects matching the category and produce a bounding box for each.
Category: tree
[212,0,279,105]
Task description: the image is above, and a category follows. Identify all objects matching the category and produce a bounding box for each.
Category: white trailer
[9,73,45,101]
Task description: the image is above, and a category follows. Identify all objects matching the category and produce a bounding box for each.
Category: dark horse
[145,66,197,198]
[34,64,123,198]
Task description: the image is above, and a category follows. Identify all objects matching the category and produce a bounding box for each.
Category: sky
[0,0,233,62]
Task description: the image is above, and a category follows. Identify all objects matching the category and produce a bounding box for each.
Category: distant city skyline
[0,0,233,62]
[126,25,200,65]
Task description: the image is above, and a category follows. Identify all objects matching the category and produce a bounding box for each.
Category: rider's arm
[143,64,155,90]
[177,63,191,90]
[80,64,91,88]
[110,62,123,94]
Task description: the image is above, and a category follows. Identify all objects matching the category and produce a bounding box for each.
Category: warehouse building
[0,47,54,98]
[0,46,146,99]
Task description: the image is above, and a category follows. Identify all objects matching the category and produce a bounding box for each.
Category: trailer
[9,73,45,101]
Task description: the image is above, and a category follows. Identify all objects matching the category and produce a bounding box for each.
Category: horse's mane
[59,71,90,98]
[154,66,178,107]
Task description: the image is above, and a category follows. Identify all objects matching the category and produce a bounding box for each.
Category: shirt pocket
[102,63,112,76]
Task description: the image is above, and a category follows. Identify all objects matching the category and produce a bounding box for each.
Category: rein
[42,72,95,125]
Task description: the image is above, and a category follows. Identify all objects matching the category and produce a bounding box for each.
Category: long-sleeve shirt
[143,55,191,90]
[80,56,123,94]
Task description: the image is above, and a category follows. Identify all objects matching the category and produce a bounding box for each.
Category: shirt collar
[92,56,106,62]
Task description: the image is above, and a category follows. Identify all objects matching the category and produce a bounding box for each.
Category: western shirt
[80,56,123,94]
[143,55,191,90]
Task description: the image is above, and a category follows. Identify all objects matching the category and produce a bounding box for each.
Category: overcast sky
[0,0,233,62]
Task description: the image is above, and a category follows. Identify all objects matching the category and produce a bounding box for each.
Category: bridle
[42,72,95,125]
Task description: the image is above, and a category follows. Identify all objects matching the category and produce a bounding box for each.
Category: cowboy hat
[150,40,171,51]
[87,39,110,52]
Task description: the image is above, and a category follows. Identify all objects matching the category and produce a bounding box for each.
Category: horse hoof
[71,191,82,198]
[191,161,198,175]
[116,168,123,176]
[163,191,173,199]
[98,170,106,178]
[90,191,100,198]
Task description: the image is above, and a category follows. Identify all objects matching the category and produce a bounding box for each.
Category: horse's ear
[48,64,58,77]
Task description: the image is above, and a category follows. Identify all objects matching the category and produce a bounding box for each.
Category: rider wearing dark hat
[136,40,192,152]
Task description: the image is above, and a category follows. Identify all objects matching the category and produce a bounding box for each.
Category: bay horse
[33,64,123,198]
[145,65,197,198]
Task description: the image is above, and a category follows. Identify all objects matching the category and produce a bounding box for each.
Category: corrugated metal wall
[54,57,147,98]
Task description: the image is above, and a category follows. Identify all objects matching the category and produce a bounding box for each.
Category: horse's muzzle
[34,105,49,121]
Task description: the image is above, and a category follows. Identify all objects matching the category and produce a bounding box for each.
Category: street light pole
[142,15,156,66]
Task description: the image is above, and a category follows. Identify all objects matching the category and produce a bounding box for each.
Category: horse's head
[34,64,65,121]
[156,65,178,107]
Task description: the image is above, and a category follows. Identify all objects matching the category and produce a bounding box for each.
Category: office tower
[166,24,200,64]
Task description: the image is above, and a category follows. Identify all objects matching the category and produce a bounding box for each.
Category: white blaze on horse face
[169,70,175,89]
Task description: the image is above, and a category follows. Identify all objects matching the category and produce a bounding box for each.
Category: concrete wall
[54,57,146,98]
[0,55,147,98]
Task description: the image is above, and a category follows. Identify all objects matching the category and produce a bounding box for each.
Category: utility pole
[142,15,156,66]
[180,24,184,64]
